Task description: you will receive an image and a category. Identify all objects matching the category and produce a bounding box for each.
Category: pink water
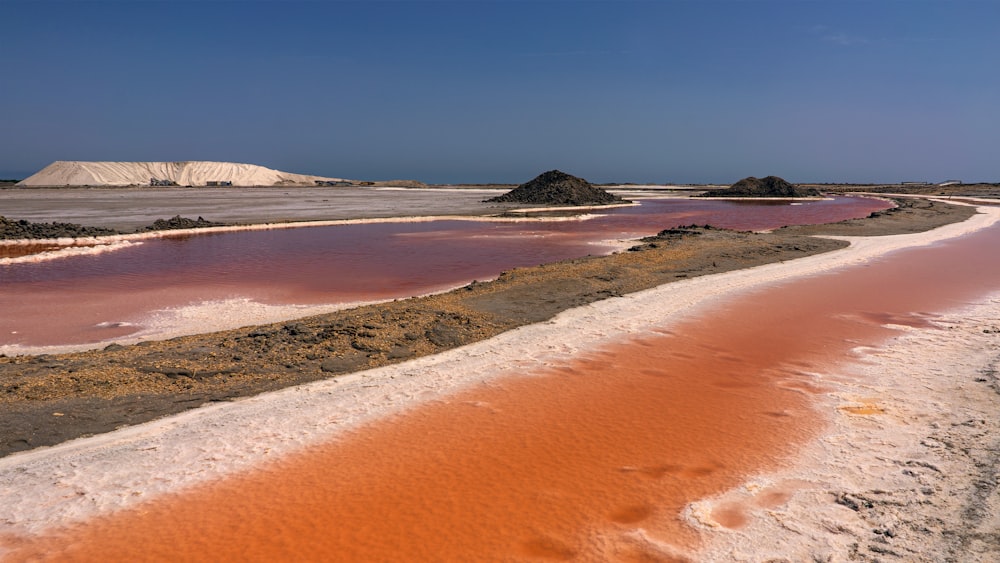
[9,213,1000,562]
[0,197,888,347]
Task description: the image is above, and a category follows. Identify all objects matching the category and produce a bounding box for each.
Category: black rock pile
[0,216,120,239]
[139,215,225,231]
[485,170,626,205]
[700,176,820,198]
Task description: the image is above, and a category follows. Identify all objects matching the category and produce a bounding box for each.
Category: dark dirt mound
[1,215,227,240]
[485,170,626,205]
[139,216,226,231]
[0,216,120,239]
[700,176,821,198]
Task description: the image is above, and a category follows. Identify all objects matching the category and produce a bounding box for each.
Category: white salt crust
[16,161,346,187]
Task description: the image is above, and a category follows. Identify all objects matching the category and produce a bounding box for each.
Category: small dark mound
[0,216,120,239]
[700,176,820,198]
[140,216,225,231]
[485,170,626,205]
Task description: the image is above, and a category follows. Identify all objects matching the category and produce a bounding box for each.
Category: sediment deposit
[485,169,625,205]
[701,175,821,198]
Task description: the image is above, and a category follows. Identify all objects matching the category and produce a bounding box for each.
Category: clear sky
[2,0,997,184]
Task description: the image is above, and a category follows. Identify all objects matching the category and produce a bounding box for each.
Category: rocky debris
[0,215,228,240]
[0,216,119,239]
[485,170,626,206]
[628,225,711,251]
[700,175,821,198]
[139,215,226,231]
[369,179,428,188]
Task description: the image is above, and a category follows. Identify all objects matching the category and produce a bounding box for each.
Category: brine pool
[0,196,888,350]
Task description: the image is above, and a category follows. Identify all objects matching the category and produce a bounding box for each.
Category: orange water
[9,220,1000,562]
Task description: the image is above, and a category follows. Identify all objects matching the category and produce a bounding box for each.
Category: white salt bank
[16,161,347,187]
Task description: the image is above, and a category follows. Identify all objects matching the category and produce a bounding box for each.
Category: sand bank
[1,206,996,548]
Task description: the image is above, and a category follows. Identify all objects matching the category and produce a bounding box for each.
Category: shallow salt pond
[8,208,1000,561]
[0,197,886,349]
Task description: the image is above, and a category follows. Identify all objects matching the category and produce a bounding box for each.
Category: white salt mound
[17,161,347,187]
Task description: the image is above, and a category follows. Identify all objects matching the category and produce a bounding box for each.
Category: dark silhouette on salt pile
[700,176,821,198]
[485,170,627,205]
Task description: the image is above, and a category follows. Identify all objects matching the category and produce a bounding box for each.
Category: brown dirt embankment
[781,196,977,236]
[0,197,975,457]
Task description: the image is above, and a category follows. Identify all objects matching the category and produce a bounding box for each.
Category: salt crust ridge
[16,161,346,187]
[0,205,997,553]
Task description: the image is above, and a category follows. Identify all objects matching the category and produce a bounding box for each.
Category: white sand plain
[1,206,998,560]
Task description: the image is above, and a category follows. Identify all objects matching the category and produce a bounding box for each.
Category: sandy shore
[1,203,997,555]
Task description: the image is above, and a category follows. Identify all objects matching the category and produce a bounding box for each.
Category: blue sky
[2,0,997,184]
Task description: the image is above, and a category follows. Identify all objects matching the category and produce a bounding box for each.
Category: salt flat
[0,185,508,230]
[2,204,996,560]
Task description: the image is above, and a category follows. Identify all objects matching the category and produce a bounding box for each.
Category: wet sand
[0,202,995,561]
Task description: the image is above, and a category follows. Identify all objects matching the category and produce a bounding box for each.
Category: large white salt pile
[17,161,349,187]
